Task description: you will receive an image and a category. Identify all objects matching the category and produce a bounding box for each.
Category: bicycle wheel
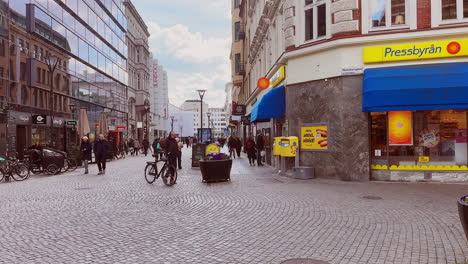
[163,164,177,186]
[11,164,30,181]
[144,164,157,184]
[66,159,77,172]
[46,164,59,175]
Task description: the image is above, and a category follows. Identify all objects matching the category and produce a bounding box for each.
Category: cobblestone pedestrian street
[0,148,467,264]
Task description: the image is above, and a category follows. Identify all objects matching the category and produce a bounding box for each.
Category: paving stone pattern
[0,147,467,263]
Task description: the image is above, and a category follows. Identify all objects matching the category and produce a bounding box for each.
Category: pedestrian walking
[189,137,193,147]
[185,137,190,148]
[152,137,161,153]
[124,138,129,155]
[129,138,135,156]
[228,136,236,159]
[246,137,256,166]
[94,134,109,175]
[142,137,150,156]
[176,138,183,170]
[134,139,141,156]
[235,137,242,158]
[256,131,265,166]
[164,132,179,171]
[80,136,92,174]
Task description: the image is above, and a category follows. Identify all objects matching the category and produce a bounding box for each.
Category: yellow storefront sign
[363,39,468,63]
[268,65,285,88]
[301,126,328,150]
[418,156,430,163]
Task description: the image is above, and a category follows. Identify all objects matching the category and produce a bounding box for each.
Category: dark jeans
[177,151,182,169]
[96,154,106,171]
[257,149,263,165]
[144,147,148,156]
[229,148,236,158]
[168,155,177,168]
[236,148,241,157]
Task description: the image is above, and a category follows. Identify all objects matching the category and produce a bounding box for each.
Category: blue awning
[363,62,468,112]
[251,85,285,122]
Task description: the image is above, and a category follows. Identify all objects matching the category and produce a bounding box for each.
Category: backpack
[247,141,253,149]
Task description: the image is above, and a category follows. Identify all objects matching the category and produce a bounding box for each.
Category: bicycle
[144,152,178,186]
[0,157,30,182]
[63,158,78,172]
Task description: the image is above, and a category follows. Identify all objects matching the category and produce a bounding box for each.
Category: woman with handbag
[246,137,257,166]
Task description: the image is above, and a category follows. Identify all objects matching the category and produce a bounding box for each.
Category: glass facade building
[0,0,128,158]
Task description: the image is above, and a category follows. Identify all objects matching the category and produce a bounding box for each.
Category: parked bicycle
[0,157,30,182]
[144,152,177,186]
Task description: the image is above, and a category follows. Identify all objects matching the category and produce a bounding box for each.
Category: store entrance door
[16,125,28,159]
[263,128,272,165]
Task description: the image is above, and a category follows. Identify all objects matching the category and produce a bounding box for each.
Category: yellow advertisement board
[418,156,430,163]
[363,39,468,63]
[301,126,328,150]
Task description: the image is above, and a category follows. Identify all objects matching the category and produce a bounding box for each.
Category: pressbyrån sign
[363,39,468,63]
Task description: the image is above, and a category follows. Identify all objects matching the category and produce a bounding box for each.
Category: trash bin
[279,137,298,157]
[458,195,468,241]
[291,166,315,179]
[273,137,283,156]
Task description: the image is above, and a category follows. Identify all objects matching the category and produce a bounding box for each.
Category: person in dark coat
[228,136,236,159]
[142,137,150,156]
[256,131,265,166]
[163,132,178,183]
[93,134,109,175]
[245,137,256,166]
[80,136,92,174]
[235,137,242,158]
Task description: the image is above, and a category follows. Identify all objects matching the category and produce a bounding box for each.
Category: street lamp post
[45,53,60,147]
[196,89,206,142]
[144,102,150,138]
[170,115,175,131]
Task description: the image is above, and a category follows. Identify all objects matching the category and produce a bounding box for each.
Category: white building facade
[207,108,229,139]
[149,57,169,138]
[124,0,151,141]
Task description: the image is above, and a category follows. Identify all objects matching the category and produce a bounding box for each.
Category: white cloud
[147,21,232,108]
[148,22,231,64]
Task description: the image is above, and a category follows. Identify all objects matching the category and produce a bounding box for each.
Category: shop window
[371,110,468,167]
[304,0,329,42]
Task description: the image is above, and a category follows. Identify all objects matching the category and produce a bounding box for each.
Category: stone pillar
[283,0,296,50]
[331,0,360,36]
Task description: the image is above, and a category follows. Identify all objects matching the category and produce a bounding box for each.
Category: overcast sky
[132,0,232,108]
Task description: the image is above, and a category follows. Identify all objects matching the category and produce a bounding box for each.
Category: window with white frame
[304,0,328,41]
[370,0,408,28]
[432,0,468,26]
[441,0,468,20]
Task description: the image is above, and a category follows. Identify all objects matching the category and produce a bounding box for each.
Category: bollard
[4,175,11,183]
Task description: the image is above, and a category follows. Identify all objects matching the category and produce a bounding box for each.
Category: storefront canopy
[363,62,468,112]
[251,85,285,122]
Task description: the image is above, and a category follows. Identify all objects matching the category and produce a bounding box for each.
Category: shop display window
[371,110,468,167]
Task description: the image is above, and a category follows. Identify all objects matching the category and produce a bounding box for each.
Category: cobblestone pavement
[0,147,467,264]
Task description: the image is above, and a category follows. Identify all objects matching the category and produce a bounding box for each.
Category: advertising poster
[455,129,467,143]
[301,125,328,150]
[197,128,212,143]
[388,111,413,146]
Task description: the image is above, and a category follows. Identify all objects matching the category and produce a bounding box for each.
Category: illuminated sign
[363,39,468,63]
[269,65,285,88]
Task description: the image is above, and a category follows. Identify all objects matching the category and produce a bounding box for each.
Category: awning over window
[363,62,468,112]
[251,85,285,122]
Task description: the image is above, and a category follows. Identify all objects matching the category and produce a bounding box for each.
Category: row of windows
[34,5,127,68]
[303,0,468,42]
[32,6,127,84]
